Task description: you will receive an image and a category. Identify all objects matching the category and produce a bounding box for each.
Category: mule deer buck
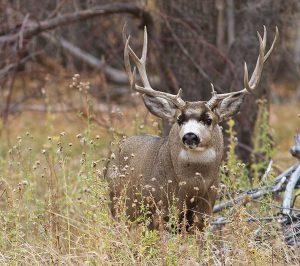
[107,26,278,230]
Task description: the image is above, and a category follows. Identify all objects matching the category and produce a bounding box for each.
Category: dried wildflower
[179,181,187,186]
[21,180,28,186]
[210,185,217,191]
[73,73,80,79]
[80,137,86,145]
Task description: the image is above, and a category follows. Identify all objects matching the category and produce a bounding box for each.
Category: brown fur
[107,102,223,230]
[108,26,277,230]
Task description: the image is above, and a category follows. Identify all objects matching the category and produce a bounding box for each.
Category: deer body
[107,26,278,230]
[108,113,223,228]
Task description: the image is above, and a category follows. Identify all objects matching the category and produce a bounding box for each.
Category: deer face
[177,103,217,150]
[142,94,244,150]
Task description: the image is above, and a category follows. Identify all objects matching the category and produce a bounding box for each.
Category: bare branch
[41,33,128,84]
[282,164,300,215]
[0,52,39,78]
[0,3,152,46]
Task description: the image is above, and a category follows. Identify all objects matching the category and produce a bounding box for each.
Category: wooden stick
[282,164,300,215]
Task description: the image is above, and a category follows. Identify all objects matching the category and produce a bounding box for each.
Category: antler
[124,26,186,109]
[206,26,278,109]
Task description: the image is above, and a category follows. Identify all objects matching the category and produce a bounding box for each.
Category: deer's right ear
[143,95,177,119]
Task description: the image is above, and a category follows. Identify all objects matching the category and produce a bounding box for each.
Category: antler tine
[126,27,152,90]
[264,26,278,61]
[124,26,186,109]
[206,26,278,110]
[244,26,266,92]
[124,36,134,88]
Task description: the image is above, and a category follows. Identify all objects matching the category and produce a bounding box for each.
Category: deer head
[124,26,278,151]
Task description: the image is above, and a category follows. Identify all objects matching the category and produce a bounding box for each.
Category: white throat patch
[179,148,216,164]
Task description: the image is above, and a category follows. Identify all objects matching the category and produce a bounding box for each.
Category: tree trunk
[157,0,289,162]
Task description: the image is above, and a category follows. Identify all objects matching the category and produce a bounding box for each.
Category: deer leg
[192,191,217,231]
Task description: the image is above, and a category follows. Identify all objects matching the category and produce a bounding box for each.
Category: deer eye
[177,115,184,126]
[205,118,212,126]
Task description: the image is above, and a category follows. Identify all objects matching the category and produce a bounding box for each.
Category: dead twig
[261,159,273,185]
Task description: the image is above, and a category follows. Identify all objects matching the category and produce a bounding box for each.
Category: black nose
[182,133,200,146]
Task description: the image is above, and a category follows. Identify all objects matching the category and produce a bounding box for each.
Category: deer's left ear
[213,93,245,121]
